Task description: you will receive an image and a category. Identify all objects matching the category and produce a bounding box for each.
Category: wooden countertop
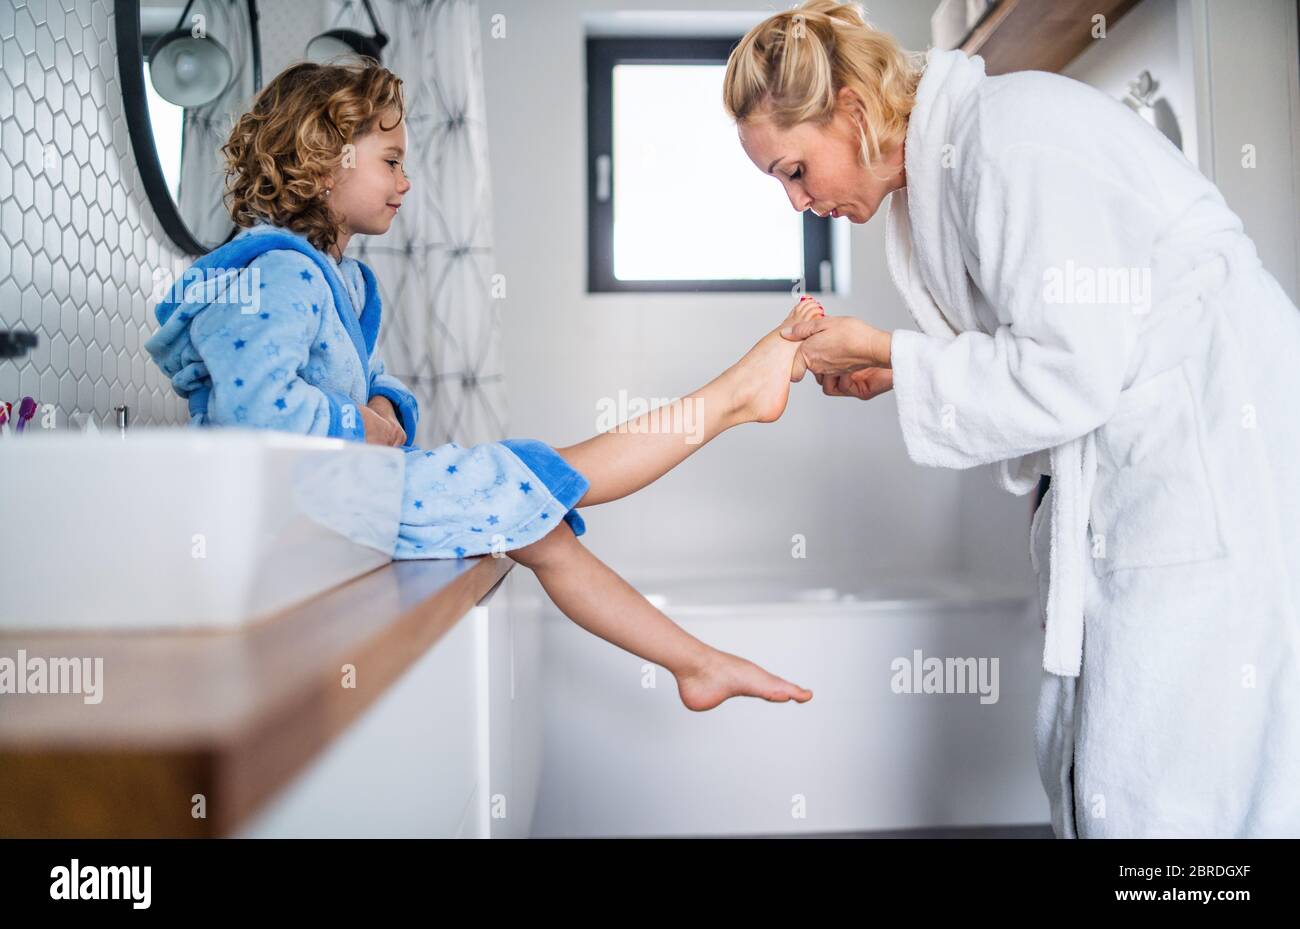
[0,555,513,838]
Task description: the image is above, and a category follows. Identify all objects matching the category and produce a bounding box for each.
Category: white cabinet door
[479,570,542,838]
[234,568,538,838]
[236,609,480,838]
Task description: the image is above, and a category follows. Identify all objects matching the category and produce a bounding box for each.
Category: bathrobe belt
[1042,434,1097,677]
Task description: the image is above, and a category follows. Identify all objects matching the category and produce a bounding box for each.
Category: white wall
[1193,0,1300,304]
[478,0,1034,592]
[1062,0,1200,164]
[1064,0,1300,304]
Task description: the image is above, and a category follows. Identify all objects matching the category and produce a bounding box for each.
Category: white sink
[0,427,405,631]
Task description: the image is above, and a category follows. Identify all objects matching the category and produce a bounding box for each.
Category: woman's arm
[788,142,1162,466]
[887,142,1160,468]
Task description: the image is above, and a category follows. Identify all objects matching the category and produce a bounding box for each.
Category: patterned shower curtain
[327,0,506,448]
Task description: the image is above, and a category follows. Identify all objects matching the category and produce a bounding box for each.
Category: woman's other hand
[362,397,406,446]
[815,367,894,401]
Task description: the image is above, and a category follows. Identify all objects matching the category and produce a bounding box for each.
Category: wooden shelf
[960,0,1143,75]
[0,555,513,838]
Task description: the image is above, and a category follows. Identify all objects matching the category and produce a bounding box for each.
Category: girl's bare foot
[675,649,814,712]
[727,297,825,423]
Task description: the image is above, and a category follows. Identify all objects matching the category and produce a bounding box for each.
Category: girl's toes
[789,297,824,324]
[782,685,810,702]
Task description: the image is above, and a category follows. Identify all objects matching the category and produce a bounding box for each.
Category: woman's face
[329,109,412,236]
[738,87,906,224]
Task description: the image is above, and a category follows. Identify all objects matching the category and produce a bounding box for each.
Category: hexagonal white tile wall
[1,0,189,430]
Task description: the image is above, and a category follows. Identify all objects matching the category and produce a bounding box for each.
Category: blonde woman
[724,0,1300,837]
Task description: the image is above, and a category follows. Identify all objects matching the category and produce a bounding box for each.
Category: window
[587,38,833,293]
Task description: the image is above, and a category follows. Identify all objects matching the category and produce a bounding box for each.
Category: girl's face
[329,109,412,237]
[737,87,905,224]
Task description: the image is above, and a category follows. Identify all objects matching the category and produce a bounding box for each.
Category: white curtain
[176,0,256,248]
[328,0,506,447]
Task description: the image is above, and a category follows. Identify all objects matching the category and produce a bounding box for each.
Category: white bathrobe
[886,48,1300,837]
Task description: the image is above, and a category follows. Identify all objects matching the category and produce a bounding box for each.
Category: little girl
[146,60,823,711]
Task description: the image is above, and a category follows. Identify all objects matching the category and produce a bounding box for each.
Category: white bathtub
[531,574,1052,838]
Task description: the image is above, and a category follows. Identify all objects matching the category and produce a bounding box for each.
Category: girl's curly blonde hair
[221,59,405,255]
[723,0,923,168]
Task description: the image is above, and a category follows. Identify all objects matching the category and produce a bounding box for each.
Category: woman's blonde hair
[221,59,405,255]
[723,0,922,169]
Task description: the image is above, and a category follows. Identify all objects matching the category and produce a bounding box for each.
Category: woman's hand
[362,396,406,446]
[815,367,894,401]
[782,315,892,382]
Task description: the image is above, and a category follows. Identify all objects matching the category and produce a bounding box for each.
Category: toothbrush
[14,396,36,432]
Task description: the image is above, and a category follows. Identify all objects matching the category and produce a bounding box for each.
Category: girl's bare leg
[509,522,813,711]
[557,299,823,506]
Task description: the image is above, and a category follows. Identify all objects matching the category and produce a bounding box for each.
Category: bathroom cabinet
[235,566,541,839]
[954,0,1143,74]
[0,557,540,838]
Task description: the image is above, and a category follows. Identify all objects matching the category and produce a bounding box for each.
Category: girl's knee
[507,522,577,570]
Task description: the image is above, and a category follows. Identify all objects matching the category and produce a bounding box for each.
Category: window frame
[586,37,832,294]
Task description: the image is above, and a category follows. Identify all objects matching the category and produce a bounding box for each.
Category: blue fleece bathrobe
[144,221,587,559]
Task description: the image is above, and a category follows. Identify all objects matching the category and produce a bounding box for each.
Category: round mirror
[115,0,263,255]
